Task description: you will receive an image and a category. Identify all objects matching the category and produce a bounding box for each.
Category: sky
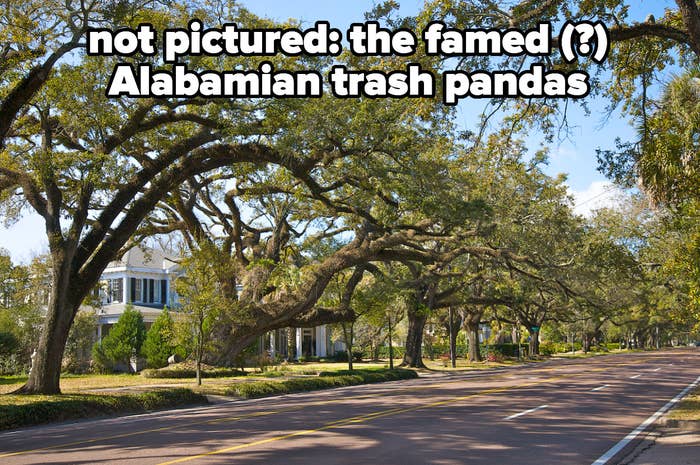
[0,1,677,262]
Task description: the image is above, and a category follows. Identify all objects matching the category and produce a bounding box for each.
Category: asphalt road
[1,349,699,465]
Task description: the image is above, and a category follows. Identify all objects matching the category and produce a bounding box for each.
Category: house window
[132,278,142,302]
[108,278,123,303]
[140,278,158,304]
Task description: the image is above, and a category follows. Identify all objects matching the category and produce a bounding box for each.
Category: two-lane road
[1,349,698,464]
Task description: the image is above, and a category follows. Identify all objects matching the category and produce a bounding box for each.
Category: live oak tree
[150,89,461,365]
[0,2,362,394]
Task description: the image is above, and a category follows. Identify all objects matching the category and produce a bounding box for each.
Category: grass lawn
[0,362,412,430]
[421,357,543,371]
[0,362,393,396]
[0,373,198,395]
[668,387,700,421]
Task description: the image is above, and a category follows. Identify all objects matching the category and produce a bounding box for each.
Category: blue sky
[0,1,678,262]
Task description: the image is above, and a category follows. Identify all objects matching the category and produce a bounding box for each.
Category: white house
[95,246,336,360]
[95,247,180,340]
[260,326,335,360]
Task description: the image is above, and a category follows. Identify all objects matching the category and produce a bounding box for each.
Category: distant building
[94,247,180,340]
[260,326,335,360]
[95,247,336,360]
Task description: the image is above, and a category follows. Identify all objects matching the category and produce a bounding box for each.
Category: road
[1,349,698,465]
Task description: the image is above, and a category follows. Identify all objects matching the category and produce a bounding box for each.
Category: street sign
[531,326,540,332]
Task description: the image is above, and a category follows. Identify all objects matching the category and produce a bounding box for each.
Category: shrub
[539,342,556,356]
[0,388,207,430]
[487,343,528,357]
[486,349,505,363]
[226,368,418,399]
[331,351,349,362]
[254,353,272,372]
[374,346,405,359]
[63,310,97,374]
[141,362,246,379]
[94,305,146,372]
[141,308,181,369]
[551,341,582,353]
[0,331,19,357]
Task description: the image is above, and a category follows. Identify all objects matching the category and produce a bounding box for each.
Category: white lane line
[652,367,661,372]
[504,404,549,420]
[591,375,700,465]
[630,374,641,379]
[591,384,610,392]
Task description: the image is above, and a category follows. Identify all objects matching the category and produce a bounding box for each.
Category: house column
[97,324,103,341]
[316,325,327,357]
[295,328,302,360]
[269,331,276,358]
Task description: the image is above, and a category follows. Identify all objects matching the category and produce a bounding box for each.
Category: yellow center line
[0,356,650,460]
[156,379,551,465]
[156,360,648,465]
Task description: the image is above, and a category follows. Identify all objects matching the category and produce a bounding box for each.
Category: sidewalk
[622,421,700,465]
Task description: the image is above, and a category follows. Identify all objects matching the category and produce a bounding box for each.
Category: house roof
[107,247,179,272]
[82,302,167,324]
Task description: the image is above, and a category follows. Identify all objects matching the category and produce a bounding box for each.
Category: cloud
[568,180,625,217]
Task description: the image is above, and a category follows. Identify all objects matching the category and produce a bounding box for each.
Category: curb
[661,418,700,431]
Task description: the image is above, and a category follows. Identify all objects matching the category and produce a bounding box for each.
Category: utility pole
[388,312,394,370]
[449,305,456,368]
[516,319,521,361]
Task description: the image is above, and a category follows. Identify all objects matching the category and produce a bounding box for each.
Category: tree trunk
[17,255,79,394]
[388,315,394,370]
[342,322,353,371]
[528,328,540,356]
[582,332,591,353]
[448,307,457,368]
[466,321,482,362]
[196,318,204,385]
[286,327,296,362]
[196,352,202,386]
[401,305,427,368]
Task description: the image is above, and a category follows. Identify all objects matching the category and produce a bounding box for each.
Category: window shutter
[161,280,167,304]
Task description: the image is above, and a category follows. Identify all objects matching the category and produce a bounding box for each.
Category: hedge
[141,366,247,379]
[0,388,207,430]
[372,346,406,359]
[226,368,418,399]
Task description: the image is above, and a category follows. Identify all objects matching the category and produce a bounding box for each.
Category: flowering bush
[486,349,505,363]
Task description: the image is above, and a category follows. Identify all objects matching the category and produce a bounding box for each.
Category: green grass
[0,388,207,430]
[224,368,418,399]
[0,373,198,394]
[0,375,27,386]
[141,363,247,379]
[421,357,543,371]
[668,387,700,421]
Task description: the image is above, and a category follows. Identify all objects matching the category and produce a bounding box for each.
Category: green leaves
[93,305,146,371]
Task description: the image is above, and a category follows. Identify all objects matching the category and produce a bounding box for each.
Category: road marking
[630,374,641,379]
[504,404,549,420]
[0,356,655,460]
[157,383,545,465]
[591,384,610,392]
[591,375,700,465]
